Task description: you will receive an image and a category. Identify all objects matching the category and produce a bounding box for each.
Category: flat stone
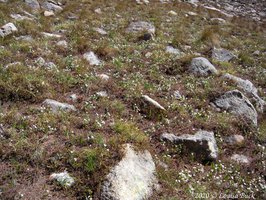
[43,99,76,112]
[225,135,244,145]
[126,21,155,34]
[161,130,218,161]
[231,154,250,165]
[166,45,182,56]
[44,10,55,17]
[212,47,235,62]
[101,144,158,200]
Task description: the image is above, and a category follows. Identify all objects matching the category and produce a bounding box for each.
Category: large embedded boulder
[101,144,158,200]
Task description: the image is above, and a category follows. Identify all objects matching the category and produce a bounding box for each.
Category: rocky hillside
[0,0,265,199]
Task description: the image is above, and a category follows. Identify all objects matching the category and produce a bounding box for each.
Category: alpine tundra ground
[0,0,265,199]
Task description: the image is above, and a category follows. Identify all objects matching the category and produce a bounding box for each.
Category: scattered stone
[168,10,177,15]
[161,130,218,161]
[253,50,260,56]
[43,99,76,112]
[69,94,77,102]
[136,0,149,4]
[142,95,165,111]
[44,10,55,17]
[223,74,265,113]
[4,62,22,69]
[41,1,63,12]
[41,32,62,38]
[0,23,18,37]
[56,40,68,48]
[210,18,226,24]
[173,90,183,100]
[35,57,46,67]
[25,0,40,10]
[166,45,182,56]
[212,47,235,62]
[94,8,102,14]
[93,27,108,35]
[10,14,33,21]
[50,172,74,187]
[44,62,57,69]
[126,21,155,34]
[189,57,218,76]
[214,90,258,126]
[101,144,158,200]
[225,135,244,146]
[0,125,10,139]
[16,35,33,42]
[97,73,110,81]
[83,51,101,66]
[96,91,108,97]
[231,154,250,165]
[187,11,197,16]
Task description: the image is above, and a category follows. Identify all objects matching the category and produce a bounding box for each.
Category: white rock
[96,91,108,97]
[56,40,68,48]
[166,45,181,56]
[136,0,149,4]
[93,27,108,35]
[94,8,102,14]
[0,23,18,37]
[168,10,177,15]
[187,11,197,16]
[50,172,74,187]
[142,95,165,111]
[97,74,110,81]
[44,10,55,17]
[210,18,226,24]
[101,144,158,200]
[83,51,101,66]
[43,99,76,112]
[41,32,62,38]
[231,154,250,165]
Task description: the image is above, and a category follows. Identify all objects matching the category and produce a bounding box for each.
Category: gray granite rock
[212,47,235,62]
[161,130,218,161]
[214,90,258,126]
[189,57,218,76]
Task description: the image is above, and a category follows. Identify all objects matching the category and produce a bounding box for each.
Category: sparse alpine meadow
[0,0,265,199]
